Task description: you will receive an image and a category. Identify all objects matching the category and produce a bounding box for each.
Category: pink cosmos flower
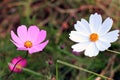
[8,56,27,73]
[11,25,49,54]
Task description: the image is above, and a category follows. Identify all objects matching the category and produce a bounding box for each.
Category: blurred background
[0,0,120,80]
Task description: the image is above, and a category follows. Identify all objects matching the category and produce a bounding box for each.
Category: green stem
[23,68,49,80]
[107,49,120,55]
[56,62,59,80]
[57,60,113,80]
[114,65,120,72]
[57,47,83,62]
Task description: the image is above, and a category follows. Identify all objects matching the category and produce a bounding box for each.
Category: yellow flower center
[89,33,99,42]
[24,41,32,48]
[16,64,22,70]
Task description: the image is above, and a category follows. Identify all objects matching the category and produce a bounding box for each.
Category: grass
[0,0,120,80]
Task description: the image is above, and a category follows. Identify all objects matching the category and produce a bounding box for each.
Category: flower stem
[56,62,59,80]
[57,60,113,80]
[107,49,120,55]
[23,68,49,80]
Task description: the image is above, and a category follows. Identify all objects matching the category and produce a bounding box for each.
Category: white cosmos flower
[69,13,119,57]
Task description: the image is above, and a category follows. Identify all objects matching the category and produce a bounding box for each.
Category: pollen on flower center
[90,33,99,42]
[24,41,32,48]
[16,64,22,70]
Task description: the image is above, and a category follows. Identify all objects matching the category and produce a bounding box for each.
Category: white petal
[96,40,111,51]
[72,42,90,52]
[69,31,89,42]
[89,13,102,33]
[98,17,113,35]
[81,19,91,33]
[85,42,99,57]
[99,30,119,43]
[74,20,91,35]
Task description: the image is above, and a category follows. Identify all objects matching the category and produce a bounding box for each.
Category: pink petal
[28,25,40,43]
[11,31,23,44]
[18,59,27,67]
[17,25,27,42]
[12,56,22,63]
[28,40,49,54]
[8,63,21,72]
[11,40,27,51]
[34,30,47,45]
[17,47,28,51]
[12,56,27,67]
[12,59,20,64]
[10,40,24,48]
[9,56,27,72]
[8,63,13,71]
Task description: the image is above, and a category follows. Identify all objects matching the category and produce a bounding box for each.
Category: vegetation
[0,0,120,80]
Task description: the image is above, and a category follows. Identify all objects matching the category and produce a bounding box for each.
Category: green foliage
[0,0,120,80]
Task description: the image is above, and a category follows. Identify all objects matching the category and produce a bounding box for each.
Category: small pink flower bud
[8,56,27,73]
